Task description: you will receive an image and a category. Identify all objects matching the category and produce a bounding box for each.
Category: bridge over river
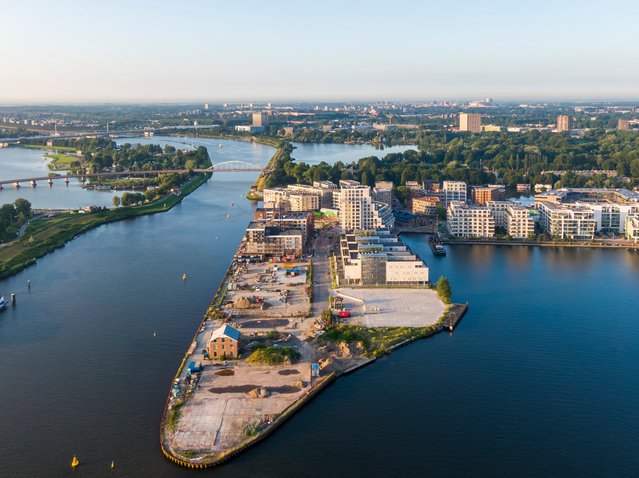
[0,161,264,188]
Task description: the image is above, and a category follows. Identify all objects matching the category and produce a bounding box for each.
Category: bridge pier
[48,179,53,187]
[30,180,37,188]
[14,182,20,189]
[64,177,69,186]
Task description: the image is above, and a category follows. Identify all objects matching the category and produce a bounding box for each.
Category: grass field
[44,153,81,170]
[22,144,76,152]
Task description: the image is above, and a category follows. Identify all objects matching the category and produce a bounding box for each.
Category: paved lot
[337,287,445,327]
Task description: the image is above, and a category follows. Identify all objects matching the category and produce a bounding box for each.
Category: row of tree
[264,129,639,191]
[0,199,32,243]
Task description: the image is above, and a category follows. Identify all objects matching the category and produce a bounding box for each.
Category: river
[1,138,639,477]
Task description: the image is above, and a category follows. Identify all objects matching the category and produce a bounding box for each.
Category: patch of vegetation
[246,347,300,365]
[165,399,184,433]
[321,324,439,357]
[45,152,81,171]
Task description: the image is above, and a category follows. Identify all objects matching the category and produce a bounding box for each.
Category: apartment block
[337,182,395,231]
[471,186,506,205]
[412,196,441,215]
[447,201,495,238]
[535,202,596,240]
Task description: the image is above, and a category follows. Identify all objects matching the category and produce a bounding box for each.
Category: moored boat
[429,237,446,256]
[0,296,8,311]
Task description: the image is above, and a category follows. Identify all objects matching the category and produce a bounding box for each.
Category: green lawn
[44,153,81,170]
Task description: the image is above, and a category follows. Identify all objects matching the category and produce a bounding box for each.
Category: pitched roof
[210,324,240,342]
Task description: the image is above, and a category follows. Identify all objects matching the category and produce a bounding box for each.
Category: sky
[1,0,638,103]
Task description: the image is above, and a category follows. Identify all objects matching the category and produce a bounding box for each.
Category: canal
[1,139,639,477]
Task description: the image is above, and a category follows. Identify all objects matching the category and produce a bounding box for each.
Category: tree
[437,276,452,304]
[112,196,120,208]
[14,198,31,219]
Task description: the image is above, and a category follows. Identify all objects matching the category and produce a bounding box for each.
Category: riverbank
[443,238,639,250]
[247,143,288,199]
[0,174,209,280]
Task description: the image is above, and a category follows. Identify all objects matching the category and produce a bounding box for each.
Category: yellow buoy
[182,274,187,281]
[71,455,79,468]
[111,460,115,469]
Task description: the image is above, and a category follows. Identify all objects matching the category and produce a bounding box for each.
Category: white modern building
[336,181,395,232]
[625,215,639,243]
[339,230,429,285]
[447,201,495,238]
[487,201,535,238]
[535,202,596,240]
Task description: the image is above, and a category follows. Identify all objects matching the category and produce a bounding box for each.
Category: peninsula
[160,201,466,468]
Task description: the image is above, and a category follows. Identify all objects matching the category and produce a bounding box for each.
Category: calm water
[291,142,416,165]
[0,147,121,209]
[1,139,639,477]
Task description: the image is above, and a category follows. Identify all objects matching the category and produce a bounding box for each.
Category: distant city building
[556,115,571,132]
[442,181,467,206]
[618,119,630,131]
[447,201,495,238]
[459,113,482,133]
[482,124,502,132]
[517,183,532,193]
[235,125,264,133]
[339,229,429,286]
[252,112,269,127]
[471,186,506,205]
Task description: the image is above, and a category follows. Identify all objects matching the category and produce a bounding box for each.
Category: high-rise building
[618,119,630,131]
[337,182,395,231]
[459,113,481,133]
[252,112,269,127]
[556,115,571,132]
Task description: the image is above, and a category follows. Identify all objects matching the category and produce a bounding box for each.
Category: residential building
[517,183,532,193]
[487,201,534,238]
[471,186,506,205]
[535,202,596,240]
[618,119,630,131]
[625,215,639,242]
[207,324,240,359]
[459,113,482,133]
[447,201,495,238]
[245,223,305,258]
[235,125,264,133]
[336,182,395,231]
[556,115,571,132]
[373,186,393,205]
[534,188,639,233]
[443,181,467,206]
[339,230,429,286]
[412,196,441,215]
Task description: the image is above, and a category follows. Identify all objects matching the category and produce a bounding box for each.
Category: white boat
[0,296,8,311]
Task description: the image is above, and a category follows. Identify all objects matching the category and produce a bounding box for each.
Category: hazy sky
[1,0,638,103]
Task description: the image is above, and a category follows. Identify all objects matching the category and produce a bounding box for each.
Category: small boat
[111,460,115,469]
[0,296,8,311]
[71,455,79,468]
[218,143,223,148]
[182,274,187,281]
[429,237,446,256]
[226,212,231,220]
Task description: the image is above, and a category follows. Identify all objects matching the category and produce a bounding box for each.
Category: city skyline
[2,0,639,103]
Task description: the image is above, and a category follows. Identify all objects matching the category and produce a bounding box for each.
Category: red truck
[338,311,351,318]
